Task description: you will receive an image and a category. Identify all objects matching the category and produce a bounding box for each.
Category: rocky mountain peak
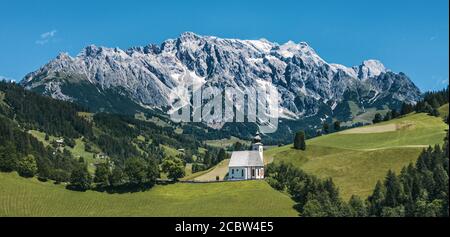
[358,59,387,79]
[21,32,421,124]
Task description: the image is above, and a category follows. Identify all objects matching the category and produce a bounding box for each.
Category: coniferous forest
[0,81,227,191]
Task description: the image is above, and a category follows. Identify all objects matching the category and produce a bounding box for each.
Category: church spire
[253,131,261,143]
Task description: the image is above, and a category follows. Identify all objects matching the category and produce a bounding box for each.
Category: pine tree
[384,170,403,207]
[294,131,306,150]
[302,199,327,217]
[391,109,399,119]
[372,113,383,124]
[218,148,227,162]
[323,178,340,204]
[203,151,211,167]
[432,166,449,201]
[430,97,440,108]
[322,123,330,134]
[348,195,368,217]
[333,121,341,131]
[368,181,385,216]
[383,111,392,121]
[146,158,160,185]
[401,102,414,115]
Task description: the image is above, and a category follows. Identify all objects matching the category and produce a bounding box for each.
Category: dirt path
[358,145,429,151]
[340,124,397,134]
[192,159,230,181]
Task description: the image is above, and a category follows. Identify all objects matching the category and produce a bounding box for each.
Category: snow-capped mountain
[21,32,421,123]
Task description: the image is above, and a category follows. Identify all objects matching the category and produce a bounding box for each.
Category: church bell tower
[252,131,264,162]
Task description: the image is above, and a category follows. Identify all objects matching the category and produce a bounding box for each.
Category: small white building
[228,132,264,180]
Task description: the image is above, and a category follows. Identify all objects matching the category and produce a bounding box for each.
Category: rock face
[21,32,421,122]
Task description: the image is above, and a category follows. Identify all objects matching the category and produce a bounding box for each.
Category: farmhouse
[228,132,264,180]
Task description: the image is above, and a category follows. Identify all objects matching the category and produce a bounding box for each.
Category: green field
[160,144,183,157]
[266,113,448,199]
[0,172,297,217]
[205,136,251,148]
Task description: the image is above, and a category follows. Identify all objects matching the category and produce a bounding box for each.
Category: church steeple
[252,131,264,163]
[253,131,261,143]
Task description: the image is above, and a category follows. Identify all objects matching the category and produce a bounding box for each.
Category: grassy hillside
[438,103,449,119]
[266,113,448,199]
[0,172,297,217]
[310,113,446,150]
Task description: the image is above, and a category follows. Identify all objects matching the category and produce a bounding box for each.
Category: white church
[228,132,264,180]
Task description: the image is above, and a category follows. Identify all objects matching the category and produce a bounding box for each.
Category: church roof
[253,135,261,142]
[229,151,264,167]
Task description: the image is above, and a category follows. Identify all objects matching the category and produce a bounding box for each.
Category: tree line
[374,86,449,124]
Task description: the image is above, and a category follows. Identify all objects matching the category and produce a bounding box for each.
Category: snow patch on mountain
[21,32,421,124]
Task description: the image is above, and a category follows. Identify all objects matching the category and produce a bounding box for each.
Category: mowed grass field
[266,112,448,200]
[0,172,297,217]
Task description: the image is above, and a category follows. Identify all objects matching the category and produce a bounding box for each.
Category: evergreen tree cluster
[1,81,211,191]
[195,147,228,170]
[266,162,349,217]
[367,134,449,217]
[0,82,92,138]
[373,86,448,124]
[0,115,80,182]
[400,86,449,117]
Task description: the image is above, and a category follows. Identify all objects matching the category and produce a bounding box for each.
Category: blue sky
[0,0,448,91]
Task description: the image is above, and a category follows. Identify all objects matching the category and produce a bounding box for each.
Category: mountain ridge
[21,32,421,133]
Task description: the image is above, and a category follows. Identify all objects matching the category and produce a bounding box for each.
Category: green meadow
[266,112,448,199]
[0,172,297,217]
